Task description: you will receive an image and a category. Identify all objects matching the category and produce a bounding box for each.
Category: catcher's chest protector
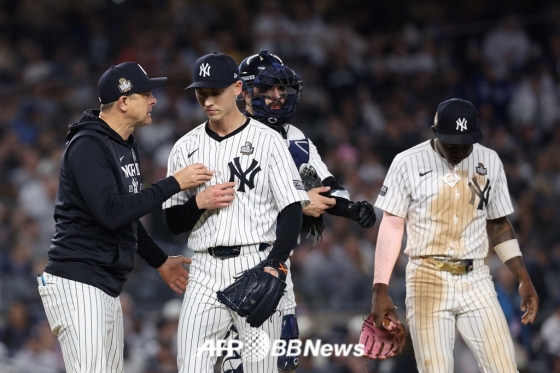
[286,134,310,170]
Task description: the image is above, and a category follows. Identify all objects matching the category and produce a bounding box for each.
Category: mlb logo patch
[380,185,388,196]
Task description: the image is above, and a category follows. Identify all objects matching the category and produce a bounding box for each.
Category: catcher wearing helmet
[220,50,376,373]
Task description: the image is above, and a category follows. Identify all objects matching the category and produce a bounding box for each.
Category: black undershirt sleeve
[164,196,206,235]
[266,202,303,263]
[322,176,353,217]
[136,220,168,268]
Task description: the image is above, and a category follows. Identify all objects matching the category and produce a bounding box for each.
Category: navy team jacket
[45,110,180,296]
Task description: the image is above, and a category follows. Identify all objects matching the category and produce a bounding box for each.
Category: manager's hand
[173,163,214,190]
[158,255,191,294]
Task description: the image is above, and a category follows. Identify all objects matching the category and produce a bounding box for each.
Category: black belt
[208,243,271,259]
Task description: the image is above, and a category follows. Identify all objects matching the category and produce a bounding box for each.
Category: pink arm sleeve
[373,211,405,285]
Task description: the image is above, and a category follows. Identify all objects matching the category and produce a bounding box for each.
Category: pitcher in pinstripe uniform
[370,98,539,372]
[162,52,309,373]
[38,63,213,373]
[215,50,375,373]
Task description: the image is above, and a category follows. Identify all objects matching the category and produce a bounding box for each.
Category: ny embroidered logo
[199,63,211,77]
[456,118,467,131]
[468,178,491,210]
[228,157,261,192]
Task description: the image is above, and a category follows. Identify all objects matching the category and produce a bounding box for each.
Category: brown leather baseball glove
[359,314,406,360]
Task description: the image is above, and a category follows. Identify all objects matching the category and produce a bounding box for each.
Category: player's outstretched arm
[311,173,375,228]
[157,255,191,295]
[172,163,214,190]
[487,217,539,324]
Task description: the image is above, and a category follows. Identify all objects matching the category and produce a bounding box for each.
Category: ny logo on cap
[456,118,467,131]
[200,63,211,77]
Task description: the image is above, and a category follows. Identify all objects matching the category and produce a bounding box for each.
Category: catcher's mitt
[299,163,325,245]
[216,259,287,328]
[359,314,406,360]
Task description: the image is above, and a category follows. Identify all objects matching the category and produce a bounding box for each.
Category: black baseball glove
[217,259,287,328]
[299,164,325,245]
[348,201,376,228]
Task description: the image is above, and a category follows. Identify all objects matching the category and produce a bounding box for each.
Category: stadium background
[1,0,560,372]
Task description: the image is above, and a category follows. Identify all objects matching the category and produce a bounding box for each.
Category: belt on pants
[207,243,271,259]
[425,258,475,275]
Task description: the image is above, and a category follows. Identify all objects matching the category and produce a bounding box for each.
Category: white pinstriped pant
[178,245,284,373]
[405,258,518,373]
[38,272,124,373]
[282,260,296,315]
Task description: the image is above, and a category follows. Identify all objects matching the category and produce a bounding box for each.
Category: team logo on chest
[228,157,262,192]
[240,142,254,155]
[468,178,491,210]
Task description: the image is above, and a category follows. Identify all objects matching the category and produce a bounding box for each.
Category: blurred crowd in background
[1,0,560,372]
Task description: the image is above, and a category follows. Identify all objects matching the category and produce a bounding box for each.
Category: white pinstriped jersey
[163,118,309,251]
[375,140,513,260]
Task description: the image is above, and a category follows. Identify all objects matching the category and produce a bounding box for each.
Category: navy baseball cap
[97,62,167,104]
[186,52,240,89]
[434,98,483,144]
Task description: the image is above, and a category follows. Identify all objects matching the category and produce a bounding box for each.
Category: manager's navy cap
[97,62,167,104]
[186,52,240,89]
[434,98,483,144]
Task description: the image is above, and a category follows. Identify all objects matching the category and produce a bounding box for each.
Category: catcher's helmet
[239,50,302,128]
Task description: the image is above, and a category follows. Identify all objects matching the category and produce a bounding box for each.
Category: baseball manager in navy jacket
[37,62,214,373]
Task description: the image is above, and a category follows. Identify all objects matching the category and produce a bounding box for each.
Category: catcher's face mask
[245,63,302,129]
